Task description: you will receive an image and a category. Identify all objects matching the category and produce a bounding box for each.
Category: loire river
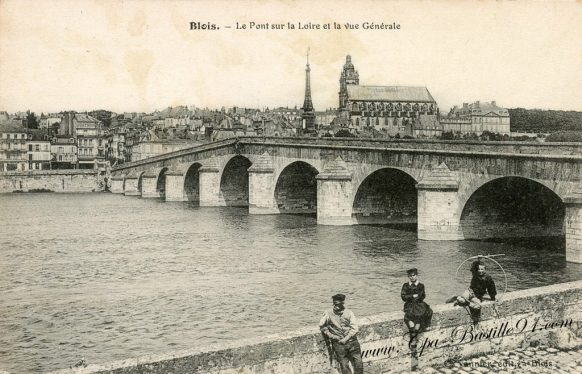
[1,193,581,373]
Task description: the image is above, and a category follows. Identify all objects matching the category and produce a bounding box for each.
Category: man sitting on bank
[455,260,497,322]
[319,293,364,374]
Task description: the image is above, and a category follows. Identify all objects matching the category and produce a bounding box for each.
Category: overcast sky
[1,0,581,114]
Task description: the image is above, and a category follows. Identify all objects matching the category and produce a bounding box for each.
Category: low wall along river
[0,170,100,193]
[51,280,582,374]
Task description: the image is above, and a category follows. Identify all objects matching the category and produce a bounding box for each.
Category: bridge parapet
[112,137,582,175]
[239,136,582,155]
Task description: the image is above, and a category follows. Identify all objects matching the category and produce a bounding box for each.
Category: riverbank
[50,280,582,374]
[0,170,101,193]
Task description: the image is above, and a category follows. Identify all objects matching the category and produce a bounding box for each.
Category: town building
[338,55,439,137]
[106,126,127,166]
[442,101,510,135]
[65,113,107,169]
[50,137,78,169]
[0,123,29,171]
[315,110,337,128]
[131,141,200,161]
[271,107,302,122]
[129,127,203,162]
[27,139,51,170]
[39,115,61,129]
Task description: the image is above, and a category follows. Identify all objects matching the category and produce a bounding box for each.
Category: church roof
[347,85,435,102]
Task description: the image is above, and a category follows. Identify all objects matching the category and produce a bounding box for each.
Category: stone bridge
[110,137,582,263]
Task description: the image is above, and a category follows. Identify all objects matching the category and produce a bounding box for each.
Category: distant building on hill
[442,100,510,135]
[338,55,440,137]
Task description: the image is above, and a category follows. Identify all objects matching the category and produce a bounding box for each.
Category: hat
[406,268,418,276]
[332,293,346,302]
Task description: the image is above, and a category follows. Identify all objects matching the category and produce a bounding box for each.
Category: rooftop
[347,85,436,102]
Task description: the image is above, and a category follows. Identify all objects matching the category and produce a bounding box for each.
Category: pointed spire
[302,48,314,113]
[301,47,315,131]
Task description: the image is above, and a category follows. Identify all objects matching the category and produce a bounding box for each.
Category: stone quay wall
[52,280,582,374]
[0,170,100,193]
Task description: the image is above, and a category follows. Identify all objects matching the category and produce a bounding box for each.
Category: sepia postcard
[1,1,581,373]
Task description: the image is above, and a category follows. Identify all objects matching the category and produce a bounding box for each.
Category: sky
[1,0,581,114]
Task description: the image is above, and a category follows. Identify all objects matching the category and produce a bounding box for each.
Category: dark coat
[401,282,433,327]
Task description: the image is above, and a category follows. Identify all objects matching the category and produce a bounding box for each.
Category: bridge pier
[316,157,353,225]
[141,172,160,198]
[199,159,222,206]
[248,152,277,214]
[110,176,124,194]
[123,177,140,196]
[417,163,463,240]
[165,171,186,202]
[565,190,582,263]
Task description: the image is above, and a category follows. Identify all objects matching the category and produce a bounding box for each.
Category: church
[338,55,440,137]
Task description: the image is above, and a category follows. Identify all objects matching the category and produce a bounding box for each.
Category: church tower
[339,55,359,110]
[301,48,316,132]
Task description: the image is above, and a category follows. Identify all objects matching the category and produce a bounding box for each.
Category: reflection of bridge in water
[111,137,582,263]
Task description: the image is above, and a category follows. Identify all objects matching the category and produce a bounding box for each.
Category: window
[35,144,40,151]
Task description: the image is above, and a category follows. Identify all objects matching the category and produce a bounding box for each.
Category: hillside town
[0,53,546,173]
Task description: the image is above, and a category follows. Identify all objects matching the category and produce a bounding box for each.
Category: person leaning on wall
[319,293,364,374]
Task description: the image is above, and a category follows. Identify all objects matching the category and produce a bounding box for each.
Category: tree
[26,111,39,129]
[89,110,113,127]
[440,131,455,140]
[335,129,354,138]
[546,131,582,142]
[51,123,60,136]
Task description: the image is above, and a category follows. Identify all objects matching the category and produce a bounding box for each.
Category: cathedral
[338,55,440,137]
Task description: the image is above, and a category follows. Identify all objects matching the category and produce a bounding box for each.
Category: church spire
[301,48,316,132]
[302,48,314,112]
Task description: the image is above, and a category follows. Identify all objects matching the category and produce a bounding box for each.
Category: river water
[1,193,581,373]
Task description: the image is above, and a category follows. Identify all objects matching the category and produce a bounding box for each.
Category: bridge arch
[183,162,203,202]
[157,168,168,197]
[274,161,319,214]
[143,167,169,199]
[220,155,252,206]
[352,167,418,225]
[134,171,146,194]
[460,176,565,240]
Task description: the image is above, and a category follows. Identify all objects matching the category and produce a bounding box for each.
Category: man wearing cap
[319,294,363,374]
